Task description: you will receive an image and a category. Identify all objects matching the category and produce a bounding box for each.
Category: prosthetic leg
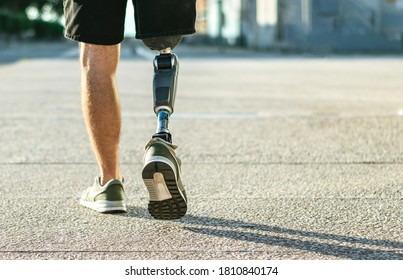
[141,36,187,220]
[151,51,178,143]
[142,36,182,143]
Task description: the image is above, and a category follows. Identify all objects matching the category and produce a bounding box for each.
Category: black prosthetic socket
[142,36,182,51]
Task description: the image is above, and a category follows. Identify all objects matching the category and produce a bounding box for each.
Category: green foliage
[32,18,64,39]
[0,1,63,16]
[0,0,64,39]
[0,11,32,35]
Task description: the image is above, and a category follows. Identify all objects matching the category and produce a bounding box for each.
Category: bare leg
[80,43,121,185]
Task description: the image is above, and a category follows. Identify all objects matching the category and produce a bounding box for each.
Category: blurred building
[240,0,279,48]
[191,0,242,44]
[197,0,403,51]
[279,0,403,51]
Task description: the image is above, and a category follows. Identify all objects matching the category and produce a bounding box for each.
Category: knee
[141,35,183,51]
[80,43,120,75]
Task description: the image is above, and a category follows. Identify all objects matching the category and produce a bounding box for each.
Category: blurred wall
[279,0,403,51]
[206,0,241,45]
[187,0,403,51]
[240,0,279,48]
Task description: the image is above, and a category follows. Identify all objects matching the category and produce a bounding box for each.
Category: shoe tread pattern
[143,161,187,220]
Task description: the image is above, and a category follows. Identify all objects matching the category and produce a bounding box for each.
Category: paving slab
[0,43,402,260]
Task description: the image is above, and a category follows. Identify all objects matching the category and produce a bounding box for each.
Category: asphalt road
[0,41,402,260]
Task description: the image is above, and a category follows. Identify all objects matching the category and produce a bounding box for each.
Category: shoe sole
[80,199,127,213]
[142,156,187,220]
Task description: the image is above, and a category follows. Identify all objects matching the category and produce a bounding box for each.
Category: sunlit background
[1,0,403,52]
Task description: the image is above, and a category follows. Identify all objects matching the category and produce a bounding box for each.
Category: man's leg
[78,43,127,213]
[63,0,127,213]
[80,43,122,185]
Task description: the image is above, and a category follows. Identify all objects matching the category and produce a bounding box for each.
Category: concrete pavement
[0,42,402,260]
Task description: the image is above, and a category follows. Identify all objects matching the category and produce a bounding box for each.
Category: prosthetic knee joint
[142,36,182,143]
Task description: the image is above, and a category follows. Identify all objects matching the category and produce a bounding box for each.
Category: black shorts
[63,0,196,45]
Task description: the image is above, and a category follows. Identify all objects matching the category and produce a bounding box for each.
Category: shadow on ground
[124,206,403,260]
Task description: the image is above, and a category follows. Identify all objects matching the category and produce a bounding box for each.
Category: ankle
[100,174,122,185]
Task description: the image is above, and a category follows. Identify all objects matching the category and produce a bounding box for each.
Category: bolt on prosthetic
[142,36,182,143]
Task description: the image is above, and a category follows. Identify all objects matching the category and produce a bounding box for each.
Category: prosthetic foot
[141,36,187,220]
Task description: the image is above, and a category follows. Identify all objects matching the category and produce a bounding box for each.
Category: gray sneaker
[79,177,127,213]
[142,138,187,219]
